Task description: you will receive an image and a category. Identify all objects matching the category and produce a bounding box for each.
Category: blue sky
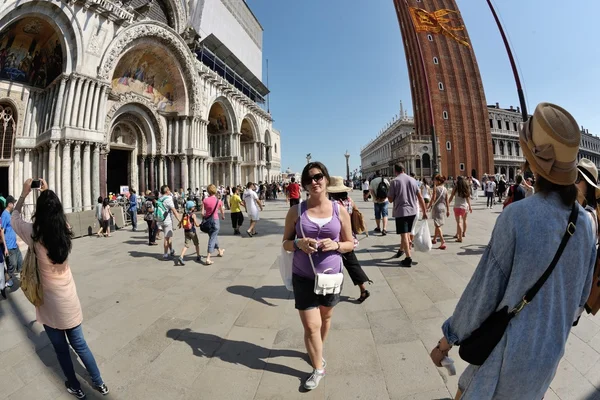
[246,0,600,177]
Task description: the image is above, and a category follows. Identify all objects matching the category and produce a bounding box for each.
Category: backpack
[375,179,388,200]
[154,196,169,222]
[182,212,193,231]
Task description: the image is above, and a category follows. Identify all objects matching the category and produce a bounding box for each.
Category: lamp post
[306,153,311,165]
[344,150,350,183]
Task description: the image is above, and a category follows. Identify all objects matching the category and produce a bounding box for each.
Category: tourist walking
[100,197,113,237]
[575,158,600,241]
[362,179,370,201]
[328,176,372,302]
[369,171,390,235]
[497,176,507,203]
[2,196,22,288]
[448,176,472,242]
[387,164,428,266]
[229,186,244,235]
[158,185,181,259]
[429,102,595,400]
[13,178,109,399]
[429,175,450,250]
[94,196,103,237]
[177,200,201,265]
[287,177,301,207]
[484,176,496,209]
[282,162,354,390]
[203,184,225,265]
[421,178,431,205]
[129,189,138,231]
[143,191,157,246]
[243,182,263,237]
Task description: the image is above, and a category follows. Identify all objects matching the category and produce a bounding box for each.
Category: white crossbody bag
[299,202,344,295]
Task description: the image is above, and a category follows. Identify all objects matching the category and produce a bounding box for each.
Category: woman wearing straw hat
[328,176,373,302]
[575,158,600,242]
[429,103,596,399]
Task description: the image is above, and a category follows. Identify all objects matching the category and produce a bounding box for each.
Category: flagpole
[486,0,528,122]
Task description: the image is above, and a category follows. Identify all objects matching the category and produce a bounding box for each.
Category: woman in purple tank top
[282,162,354,391]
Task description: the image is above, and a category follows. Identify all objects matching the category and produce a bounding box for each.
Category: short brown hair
[207,184,217,195]
[434,174,446,184]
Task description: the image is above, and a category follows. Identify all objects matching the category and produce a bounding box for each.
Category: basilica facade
[0,0,281,212]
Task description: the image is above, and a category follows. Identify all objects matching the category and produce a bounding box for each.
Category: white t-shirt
[160,195,175,225]
[421,184,430,200]
[362,182,369,191]
[243,189,259,216]
[485,181,496,193]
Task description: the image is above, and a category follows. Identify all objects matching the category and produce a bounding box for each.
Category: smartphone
[31,180,41,189]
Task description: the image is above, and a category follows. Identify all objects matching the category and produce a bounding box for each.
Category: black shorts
[289,198,300,207]
[292,274,341,311]
[231,212,244,228]
[395,215,416,234]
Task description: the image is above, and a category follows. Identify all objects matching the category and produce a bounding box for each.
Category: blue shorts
[374,202,389,220]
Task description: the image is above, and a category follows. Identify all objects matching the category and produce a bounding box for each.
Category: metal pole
[486,0,528,122]
[403,0,439,175]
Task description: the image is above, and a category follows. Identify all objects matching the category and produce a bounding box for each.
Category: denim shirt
[443,192,596,399]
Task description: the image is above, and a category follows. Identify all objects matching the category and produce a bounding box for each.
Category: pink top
[203,196,221,220]
[11,211,83,330]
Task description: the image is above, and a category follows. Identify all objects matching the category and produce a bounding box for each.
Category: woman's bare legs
[462,214,468,237]
[455,215,462,242]
[299,308,324,370]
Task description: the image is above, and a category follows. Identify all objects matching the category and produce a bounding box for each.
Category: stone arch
[264,130,272,163]
[0,1,82,75]
[207,96,238,133]
[0,101,17,160]
[106,100,164,155]
[240,113,260,142]
[98,21,200,115]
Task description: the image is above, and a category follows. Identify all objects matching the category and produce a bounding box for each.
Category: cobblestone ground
[1,192,600,399]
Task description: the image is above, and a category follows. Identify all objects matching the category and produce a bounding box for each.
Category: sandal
[357,290,370,303]
[439,244,447,250]
[218,249,225,257]
[205,260,214,265]
[431,239,437,245]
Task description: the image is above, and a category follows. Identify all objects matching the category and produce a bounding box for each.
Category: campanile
[393,0,493,179]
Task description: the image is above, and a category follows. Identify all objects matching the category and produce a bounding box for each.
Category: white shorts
[161,223,174,238]
[248,212,259,222]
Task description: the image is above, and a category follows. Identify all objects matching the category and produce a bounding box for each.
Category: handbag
[200,198,218,234]
[21,244,44,307]
[458,203,578,366]
[299,202,344,295]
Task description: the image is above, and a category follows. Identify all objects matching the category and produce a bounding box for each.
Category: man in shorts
[158,185,181,259]
[369,171,390,235]
[387,164,428,267]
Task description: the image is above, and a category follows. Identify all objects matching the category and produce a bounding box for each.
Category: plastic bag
[411,204,421,236]
[279,247,294,291]
[414,220,432,252]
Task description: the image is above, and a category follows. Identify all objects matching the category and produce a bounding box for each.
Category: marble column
[180,155,188,191]
[169,156,175,190]
[42,144,49,182]
[89,83,99,131]
[148,156,155,192]
[139,156,146,193]
[100,146,108,198]
[23,149,33,205]
[55,144,62,200]
[95,86,107,131]
[77,80,90,128]
[30,92,39,137]
[166,119,172,154]
[84,82,95,129]
[70,78,82,127]
[190,157,196,189]
[39,89,48,132]
[8,162,12,197]
[48,141,57,190]
[63,77,76,127]
[13,149,21,195]
[72,142,82,211]
[52,78,67,127]
[228,162,233,187]
[82,142,91,210]
[158,156,164,188]
[23,95,34,138]
[61,141,72,210]
[92,144,100,203]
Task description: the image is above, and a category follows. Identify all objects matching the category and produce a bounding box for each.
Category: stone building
[578,127,600,167]
[393,0,493,179]
[0,0,281,212]
[488,103,525,180]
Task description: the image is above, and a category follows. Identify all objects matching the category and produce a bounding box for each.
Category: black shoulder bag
[200,199,218,234]
[458,203,578,366]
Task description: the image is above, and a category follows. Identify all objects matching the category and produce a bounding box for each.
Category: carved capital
[179,155,187,163]
[63,140,73,149]
[168,156,175,162]
[24,148,32,154]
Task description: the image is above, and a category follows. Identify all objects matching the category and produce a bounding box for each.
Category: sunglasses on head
[308,173,324,183]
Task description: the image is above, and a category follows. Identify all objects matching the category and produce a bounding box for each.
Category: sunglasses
[308,173,324,183]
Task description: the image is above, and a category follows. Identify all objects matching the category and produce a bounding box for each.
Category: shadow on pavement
[226,285,291,306]
[166,328,308,382]
[456,244,487,257]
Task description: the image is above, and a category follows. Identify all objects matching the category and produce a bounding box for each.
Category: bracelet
[293,239,300,251]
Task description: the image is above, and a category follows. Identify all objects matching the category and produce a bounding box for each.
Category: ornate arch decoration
[162,0,186,33]
[98,21,200,116]
[264,129,272,145]
[0,1,83,74]
[240,113,261,142]
[207,96,238,134]
[105,94,165,155]
[0,101,17,160]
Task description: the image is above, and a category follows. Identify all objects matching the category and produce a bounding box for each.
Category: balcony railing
[494,154,525,162]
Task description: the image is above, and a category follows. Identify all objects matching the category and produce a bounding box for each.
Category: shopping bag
[411,205,421,236]
[279,247,294,291]
[414,220,432,252]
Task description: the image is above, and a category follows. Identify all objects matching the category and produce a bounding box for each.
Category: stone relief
[110,125,136,147]
[97,22,201,116]
[87,26,108,56]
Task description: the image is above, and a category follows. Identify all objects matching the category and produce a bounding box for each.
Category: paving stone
[367,308,417,345]
[189,366,262,400]
[564,334,600,375]
[551,359,600,400]
[398,388,453,400]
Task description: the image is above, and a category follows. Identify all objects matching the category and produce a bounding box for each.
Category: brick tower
[393,0,493,179]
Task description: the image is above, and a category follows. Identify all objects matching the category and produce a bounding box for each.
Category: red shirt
[287,183,300,199]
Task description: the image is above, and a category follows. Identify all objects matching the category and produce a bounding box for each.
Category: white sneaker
[163,254,169,259]
[5,279,13,288]
[304,369,325,390]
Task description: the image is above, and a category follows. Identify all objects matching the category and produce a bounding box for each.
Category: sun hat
[576,158,600,198]
[519,102,581,185]
[185,200,196,211]
[327,176,352,193]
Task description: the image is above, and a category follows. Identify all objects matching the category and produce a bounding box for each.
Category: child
[229,187,245,235]
[177,201,201,265]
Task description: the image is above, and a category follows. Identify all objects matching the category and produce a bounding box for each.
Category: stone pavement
[1,192,600,400]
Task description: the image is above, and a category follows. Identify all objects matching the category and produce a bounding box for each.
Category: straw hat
[519,102,581,185]
[327,176,352,193]
[576,158,600,198]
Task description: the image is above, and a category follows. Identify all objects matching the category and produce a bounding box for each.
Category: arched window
[508,142,513,156]
[438,82,444,91]
[433,57,439,64]
[422,153,431,168]
[446,141,451,151]
[0,104,16,160]
[416,159,421,168]
[442,111,449,120]
[515,143,520,156]
[492,140,496,155]
[499,141,505,155]
[459,163,465,171]
[427,34,433,41]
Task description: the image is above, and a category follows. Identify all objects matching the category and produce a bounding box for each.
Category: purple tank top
[293,201,343,279]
